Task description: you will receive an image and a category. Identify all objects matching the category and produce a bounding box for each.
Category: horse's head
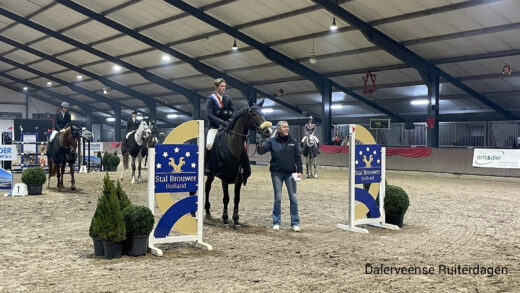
[245,99,272,139]
[306,133,316,147]
[60,126,79,150]
[137,121,153,141]
[71,126,81,138]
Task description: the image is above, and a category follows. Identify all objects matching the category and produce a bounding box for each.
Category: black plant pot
[27,184,43,195]
[93,238,104,256]
[103,240,123,259]
[126,235,149,257]
[386,213,405,228]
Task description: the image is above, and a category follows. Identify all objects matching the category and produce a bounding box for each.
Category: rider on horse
[206,78,236,150]
[127,110,140,133]
[303,116,320,153]
[50,101,71,142]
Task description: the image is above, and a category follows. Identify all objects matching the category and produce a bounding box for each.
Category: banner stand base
[336,222,399,234]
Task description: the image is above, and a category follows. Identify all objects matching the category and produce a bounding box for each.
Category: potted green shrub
[108,155,120,171]
[122,205,154,256]
[21,167,46,195]
[93,174,126,259]
[89,197,104,257]
[102,152,114,171]
[115,180,131,211]
[384,185,409,228]
[89,178,132,257]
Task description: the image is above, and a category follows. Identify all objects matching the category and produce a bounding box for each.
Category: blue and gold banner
[0,167,13,190]
[354,144,382,184]
[154,144,198,193]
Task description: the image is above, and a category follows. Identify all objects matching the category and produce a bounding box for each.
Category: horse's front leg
[232,177,243,226]
[59,162,66,191]
[47,161,53,188]
[70,159,76,190]
[222,181,229,225]
[305,156,310,178]
[137,156,143,183]
[313,157,318,179]
[205,174,214,218]
[131,157,136,184]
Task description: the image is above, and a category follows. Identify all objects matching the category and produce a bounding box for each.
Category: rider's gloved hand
[221,120,229,129]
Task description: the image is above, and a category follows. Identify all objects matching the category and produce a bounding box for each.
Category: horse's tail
[123,151,129,170]
[48,160,58,177]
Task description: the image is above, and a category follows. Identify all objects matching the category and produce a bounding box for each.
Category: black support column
[85,105,92,130]
[320,79,332,145]
[427,68,440,147]
[114,103,121,141]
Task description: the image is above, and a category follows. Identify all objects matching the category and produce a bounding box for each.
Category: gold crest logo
[168,157,185,173]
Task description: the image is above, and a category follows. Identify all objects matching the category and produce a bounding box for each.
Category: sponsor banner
[355,144,382,184]
[0,145,17,161]
[88,142,103,156]
[472,149,520,169]
[0,167,13,190]
[154,144,198,193]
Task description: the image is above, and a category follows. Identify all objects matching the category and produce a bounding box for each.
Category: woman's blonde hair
[214,78,226,86]
[274,121,289,137]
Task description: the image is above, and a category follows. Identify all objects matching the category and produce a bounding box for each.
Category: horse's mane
[227,106,249,129]
[60,127,77,149]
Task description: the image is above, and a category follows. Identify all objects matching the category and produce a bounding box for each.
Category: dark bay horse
[205,100,272,225]
[302,133,319,179]
[46,126,81,191]
[120,121,153,183]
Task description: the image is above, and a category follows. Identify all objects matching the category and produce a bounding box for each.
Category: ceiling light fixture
[106,117,116,122]
[76,75,83,80]
[136,116,143,120]
[167,113,178,119]
[232,38,238,50]
[23,86,28,91]
[112,65,122,72]
[411,99,429,105]
[261,108,273,114]
[103,88,108,95]
[46,81,52,86]
[331,104,343,109]
[330,16,338,31]
[161,54,171,61]
[309,37,318,64]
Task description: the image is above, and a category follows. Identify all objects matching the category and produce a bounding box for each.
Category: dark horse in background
[120,121,153,183]
[46,126,81,191]
[205,100,272,225]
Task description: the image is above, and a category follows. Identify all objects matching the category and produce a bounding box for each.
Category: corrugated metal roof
[0,0,519,124]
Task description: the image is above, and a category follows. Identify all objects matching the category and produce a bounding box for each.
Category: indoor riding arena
[0,1,519,292]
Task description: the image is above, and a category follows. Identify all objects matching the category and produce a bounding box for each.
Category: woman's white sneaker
[273,224,280,231]
[292,226,300,232]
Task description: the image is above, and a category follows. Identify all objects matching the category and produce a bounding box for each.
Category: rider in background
[303,116,320,153]
[206,78,236,150]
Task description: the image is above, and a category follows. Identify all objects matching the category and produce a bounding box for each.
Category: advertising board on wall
[472,149,520,169]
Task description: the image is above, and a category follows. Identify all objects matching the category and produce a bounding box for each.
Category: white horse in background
[301,133,319,179]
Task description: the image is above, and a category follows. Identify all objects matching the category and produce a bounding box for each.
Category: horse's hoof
[205,213,212,219]
[131,179,135,184]
[222,219,229,225]
[71,186,76,191]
